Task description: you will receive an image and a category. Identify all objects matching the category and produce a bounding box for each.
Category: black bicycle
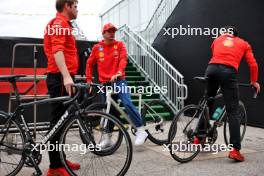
[168,76,257,163]
[0,75,132,176]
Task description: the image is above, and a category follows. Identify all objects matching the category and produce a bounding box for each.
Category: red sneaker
[46,167,70,176]
[66,160,81,170]
[228,148,245,162]
[193,137,200,144]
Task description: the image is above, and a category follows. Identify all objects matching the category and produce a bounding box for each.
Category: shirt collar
[100,40,117,46]
[56,12,71,24]
[222,33,235,38]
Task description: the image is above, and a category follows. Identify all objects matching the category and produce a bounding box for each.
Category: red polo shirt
[44,13,79,75]
[86,40,127,83]
[209,34,258,82]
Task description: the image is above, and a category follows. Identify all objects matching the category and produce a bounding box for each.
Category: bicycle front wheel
[83,103,124,156]
[168,104,207,163]
[141,100,174,145]
[223,100,247,145]
[0,112,25,176]
[60,111,132,176]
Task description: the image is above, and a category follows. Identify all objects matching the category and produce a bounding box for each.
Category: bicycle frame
[101,88,164,130]
[191,86,233,138]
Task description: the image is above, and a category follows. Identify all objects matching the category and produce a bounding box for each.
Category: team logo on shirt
[114,45,118,49]
[99,52,104,58]
[223,38,234,47]
[99,46,104,51]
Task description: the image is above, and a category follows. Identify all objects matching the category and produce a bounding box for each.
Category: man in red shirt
[86,23,148,146]
[195,26,260,162]
[44,0,80,175]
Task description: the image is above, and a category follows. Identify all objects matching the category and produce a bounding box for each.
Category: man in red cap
[44,0,80,175]
[86,23,148,146]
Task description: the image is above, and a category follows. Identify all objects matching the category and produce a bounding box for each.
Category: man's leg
[116,80,147,145]
[101,93,120,133]
[195,65,219,138]
[46,74,68,169]
[116,80,143,127]
[97,93,120,148]
[219,70,241,150]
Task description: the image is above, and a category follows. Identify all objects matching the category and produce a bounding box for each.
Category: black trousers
[199,64,241,150]
[46,73,72,168]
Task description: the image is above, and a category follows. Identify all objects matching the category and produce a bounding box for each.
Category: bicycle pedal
[113,124,129,131]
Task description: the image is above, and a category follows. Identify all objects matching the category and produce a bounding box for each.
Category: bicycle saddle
[193,76,208,83]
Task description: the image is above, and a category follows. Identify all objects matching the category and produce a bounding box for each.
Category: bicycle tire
[223,100,247,146]
[60,111,133,176]
[0,112,25,176]
[83,103,124,156]
[141,100,174,145]
[168,104,207,163]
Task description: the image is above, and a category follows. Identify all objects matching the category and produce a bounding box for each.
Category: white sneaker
[98,133,113,149]
[135,127,148,146]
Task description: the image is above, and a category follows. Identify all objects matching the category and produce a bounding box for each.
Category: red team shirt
[86,40,128,83]
[44,13,79,75]
[209,34,258,82]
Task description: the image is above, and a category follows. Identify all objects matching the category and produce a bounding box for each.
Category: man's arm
[54,51,74,95]
[51,19,74,95]
[117,42,128,76]
[110,42,128,82]
[86,46,97,83]
[244,43,260,92]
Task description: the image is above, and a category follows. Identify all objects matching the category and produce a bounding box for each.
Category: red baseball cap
[102,23,117,34]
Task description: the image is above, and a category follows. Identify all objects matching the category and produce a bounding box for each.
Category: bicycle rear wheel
[168,104,207,163]
[60,111,132,176]
[0,112,25,176]
[223,100,247,145]
[141,100,174,145]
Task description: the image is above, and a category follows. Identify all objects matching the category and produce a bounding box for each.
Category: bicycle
[83,81,174,151]
[0,75,132,176]
[168,76,257,163]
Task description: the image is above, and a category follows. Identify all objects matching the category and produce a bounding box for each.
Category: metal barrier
[10,43,46,139]
[117,25,187,113]
[8,43,86,138]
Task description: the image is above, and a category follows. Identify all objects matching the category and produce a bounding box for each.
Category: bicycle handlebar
[62,83,104,106]
[212,83,258,101]
[237,83,258,99]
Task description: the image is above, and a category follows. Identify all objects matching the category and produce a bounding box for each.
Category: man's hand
[110,72,121,82]
[251,82,261,93]
[64,75,74,96]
